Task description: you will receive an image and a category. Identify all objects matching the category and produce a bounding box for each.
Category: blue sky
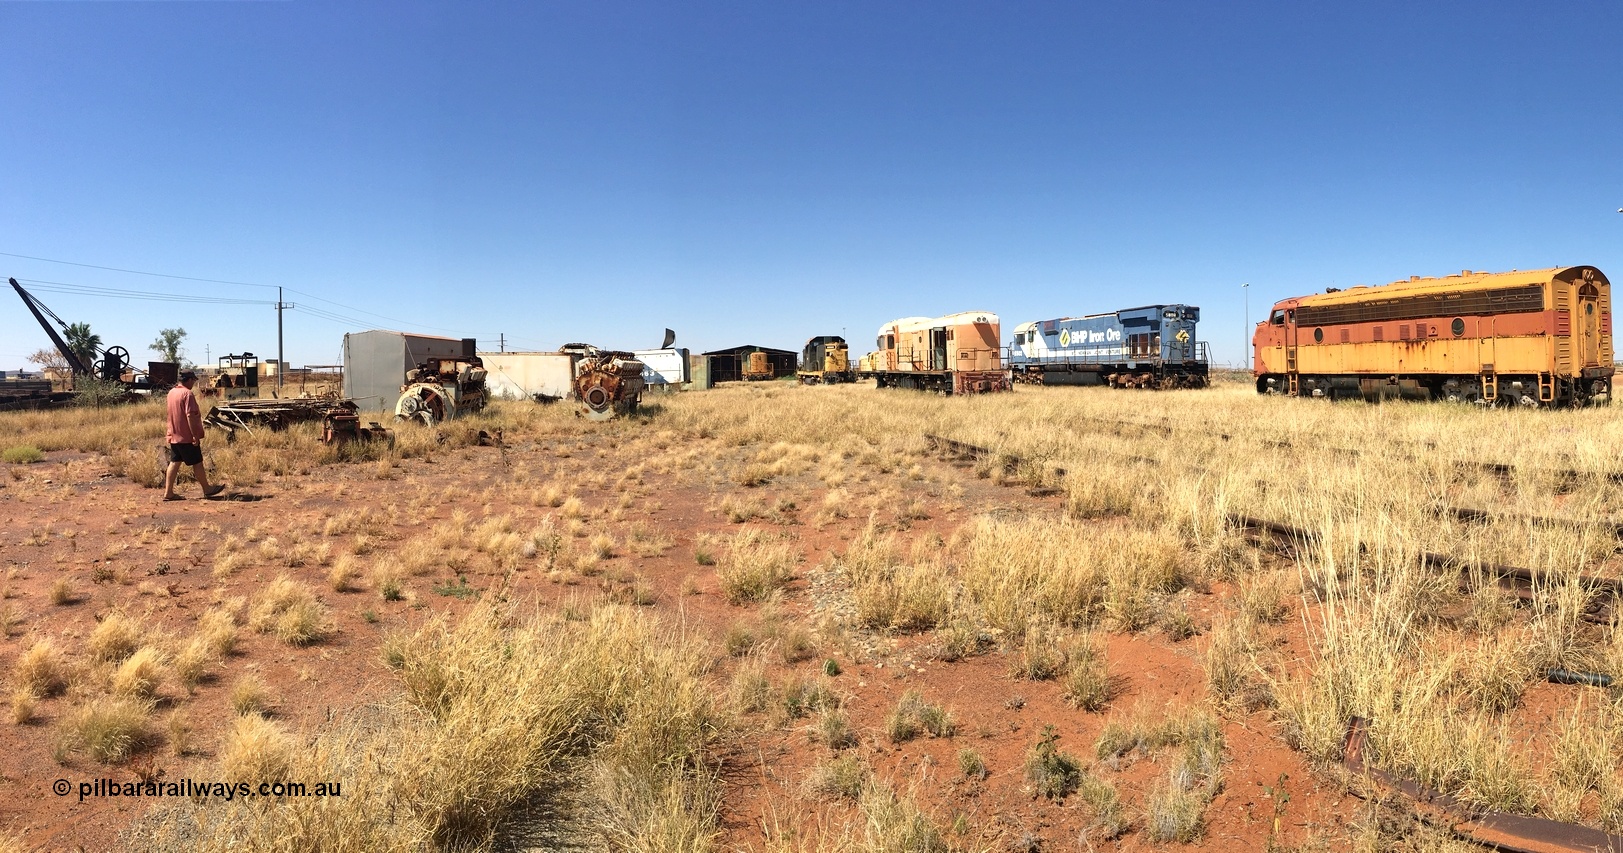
[2,1,1619,371]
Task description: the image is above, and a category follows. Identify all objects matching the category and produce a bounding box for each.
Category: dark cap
[179,369,198,382]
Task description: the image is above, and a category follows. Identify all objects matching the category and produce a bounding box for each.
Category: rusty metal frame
[1342,717,1623,853]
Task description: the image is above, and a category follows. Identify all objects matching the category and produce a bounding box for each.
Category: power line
[3,249,469,336]
[0,250,278,289]
[18,278,276,306]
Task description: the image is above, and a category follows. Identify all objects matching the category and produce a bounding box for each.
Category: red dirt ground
[1,424,1376,852]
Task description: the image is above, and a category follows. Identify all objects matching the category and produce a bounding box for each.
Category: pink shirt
[166,386,203,445]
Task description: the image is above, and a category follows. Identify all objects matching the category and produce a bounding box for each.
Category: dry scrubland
[0,380,1620,852]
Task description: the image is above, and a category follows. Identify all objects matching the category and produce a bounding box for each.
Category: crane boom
[9,277,92,375]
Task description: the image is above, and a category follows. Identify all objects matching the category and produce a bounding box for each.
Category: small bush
[172,637,212,691]
[886,691,953,743]
[328,556,361,593]
[1146,777,1205,842]
[110,647,166,699]
[808,754,866,800]
[2,445,43,464]
[957,748,987,781]
[11,689,36,725]
[1078,774,1127,839]
[1011,628,1065,680]
[816,709,858,750]
[1063,637,1112,712]
[13,640,66,697]
[220,715,294,784]
[730,660,771,714]
[49,578,75,606]
[1025,725,1082,800]
[723,622,757,657]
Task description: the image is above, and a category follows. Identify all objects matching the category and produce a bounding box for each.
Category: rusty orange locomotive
[1253,266,1612,406]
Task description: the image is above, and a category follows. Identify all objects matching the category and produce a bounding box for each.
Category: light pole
[1242,283,1250,371]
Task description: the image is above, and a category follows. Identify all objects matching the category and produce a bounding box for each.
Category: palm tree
[63,322,101,371]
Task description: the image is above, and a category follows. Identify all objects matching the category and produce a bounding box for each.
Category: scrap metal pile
[568,345,646,421]
[395,356,488,425]
[204,398,392,446]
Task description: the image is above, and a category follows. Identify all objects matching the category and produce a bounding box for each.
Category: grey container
[343,331,476,412]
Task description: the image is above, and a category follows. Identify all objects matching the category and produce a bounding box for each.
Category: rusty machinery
[9,277,176,396]
[395,356,488,426]
[561,345,646,421]
[203,397,390,446]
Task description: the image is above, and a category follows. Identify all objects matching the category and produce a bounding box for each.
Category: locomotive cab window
[1270,309,1286,325]
[1014,332,1025,345]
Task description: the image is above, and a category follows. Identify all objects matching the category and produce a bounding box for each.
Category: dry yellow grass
[110,647,167,699]
[13,639,67,697]
[137,602,721,853]
[247,576,331,645]
[88,611,142,663]
[58,696,153,763]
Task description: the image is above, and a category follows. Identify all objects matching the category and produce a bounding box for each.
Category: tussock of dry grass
[89,611,142,663]
[248,576,331,645]
[110,647,167,699]
[220,715,294,783]
[13,639,67,697]
[716,529,797,604]
[137,604,721,853]
[58,696,153,763]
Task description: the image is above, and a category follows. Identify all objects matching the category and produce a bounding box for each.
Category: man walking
[163,369,225,501]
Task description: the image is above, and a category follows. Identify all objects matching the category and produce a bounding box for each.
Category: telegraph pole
[1242,283,1250,371]
[499,333,505,353]
[276,287,295,390]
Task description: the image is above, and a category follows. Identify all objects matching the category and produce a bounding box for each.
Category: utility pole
[1242,283,1250,371]
[500,333,505,354]
[276,286,295,390]
[205,344,210,366]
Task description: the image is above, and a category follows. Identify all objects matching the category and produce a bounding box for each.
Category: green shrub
[2,445,43,464]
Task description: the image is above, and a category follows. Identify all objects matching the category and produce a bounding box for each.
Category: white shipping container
[479,352,578,401]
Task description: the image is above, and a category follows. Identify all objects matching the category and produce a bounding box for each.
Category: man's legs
[191,462,213,493]
[163,461,182,499]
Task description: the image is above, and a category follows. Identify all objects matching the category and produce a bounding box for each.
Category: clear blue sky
[2,1,1619,371]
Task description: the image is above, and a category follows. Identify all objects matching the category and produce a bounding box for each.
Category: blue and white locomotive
[1008,305,1209,388]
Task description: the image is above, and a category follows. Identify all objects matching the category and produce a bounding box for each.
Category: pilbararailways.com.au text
[59,778,342,803]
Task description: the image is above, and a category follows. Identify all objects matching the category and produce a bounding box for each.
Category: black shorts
[168,443,203,466]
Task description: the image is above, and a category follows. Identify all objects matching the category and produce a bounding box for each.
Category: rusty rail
[1226,514,1620,624]
[922,434,1069,479]
[1342,717,1623,853]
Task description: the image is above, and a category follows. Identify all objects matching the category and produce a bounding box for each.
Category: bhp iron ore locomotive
[1254,266,1612,406]
[1008,305,1209,388]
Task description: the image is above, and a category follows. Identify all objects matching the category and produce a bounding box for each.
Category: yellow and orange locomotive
[1254,266,1612,406]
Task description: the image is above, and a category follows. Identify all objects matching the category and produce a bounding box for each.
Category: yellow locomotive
[796,335,854,384]
[1253,266,1612,406]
